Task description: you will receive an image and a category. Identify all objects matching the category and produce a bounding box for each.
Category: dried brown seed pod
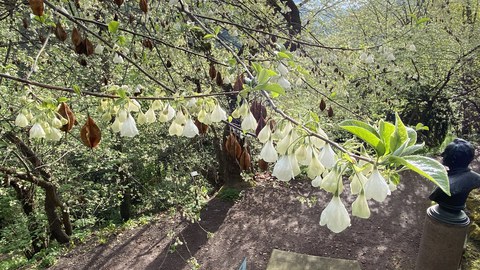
[80,116,101,148]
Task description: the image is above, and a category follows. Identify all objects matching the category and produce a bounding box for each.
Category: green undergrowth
[217,187,243,202]
[464,190,480,269]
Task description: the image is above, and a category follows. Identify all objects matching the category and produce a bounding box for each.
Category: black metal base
[427,205,470,226]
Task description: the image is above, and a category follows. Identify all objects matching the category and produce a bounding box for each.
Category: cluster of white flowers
[252,118,397,233]
[15,108,68,141]
[359,52,375,64]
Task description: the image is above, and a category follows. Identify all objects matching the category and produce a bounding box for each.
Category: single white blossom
[350,171,368,195]
[51,117,63,129]
[210,103,227,123]
[174,110,187,125]
[259,140,278,163]
[276,133,291,155]
[277,76,291,90]
[257,124,271,144]
[94,44,104,54]
[113,53,124,64]
[45,127,63,141]
[29,123,46,139]
[111,117,122,132]
[120,113,139,137]
[290,154,301,177]
[182,118,199,138]
[307,152,326,179]
[364,169,391,202]
[311,175,323,187]
[117,109,128,122]
[321,169,343,194]
[168,121,183,136]
[272,155,294,181]
[15,113,29,127]
[277,63,288,76]
[352,192,371,219]
[128,99,141,112]
[145,108,156,124]
[137,110,147,125]
[151,100,164,110]
[320,196,351,233]
[320,144,336,169]
[241,111,257,131]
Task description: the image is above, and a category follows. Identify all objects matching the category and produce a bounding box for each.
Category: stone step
[266,249,362,270]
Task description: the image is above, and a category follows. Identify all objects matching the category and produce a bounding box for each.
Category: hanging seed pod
[72,28,82,47]
[166,60,172,68]
[142,38,153,50]
[80,116,101,148]
[216,71,223,86]
[258,159,269,171]
[319,98,326,111]
[58,102,76,132]
[239,148,251,171]
[194,119,208,135]
[225,134,236,157]
[139,0,148,13]
[54,22,68,41]
[233,74,243,91]
[84,38,94,56]
[114,0,124,7]
[233,139,242,160]
[74,40,86,55]
[255,117,266,137]
[78,58,87,66]
[327,106,334,117]
[29,0,44,16]
[23,17,29,29]
[209,64,216,80]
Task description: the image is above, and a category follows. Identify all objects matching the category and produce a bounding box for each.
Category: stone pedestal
[415,205,470,270]
[266,249,361,270]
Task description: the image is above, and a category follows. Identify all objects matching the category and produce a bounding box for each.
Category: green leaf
[261,83,285,96]
[407,127,417,146]
[389,172,400,185]
[339,120,385,155]
[276,51,292,59]
[415,123,429,131]
[390,113,409,153]
[389,155,449,195]
[309,112,320,122]
[256,69,278,85]
[73,85,81,95]
[57,97,69,103]
[416,17,430,25]
[251,62,262,74]
[203,34,215,39]
[379,120,395,154]
[402,143,425,156]
[108,21,120,33]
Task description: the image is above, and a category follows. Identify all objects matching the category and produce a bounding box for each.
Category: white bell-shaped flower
[137,110,147,125]
[310,136,326,149]
[277,76,291,90]
[128,99,141,112]
[15,113,29,127]
[94,44,104,54]
[197,108,208,123]
[168,121,183,136]
[120,113,139,137]
[359,52,368,62]
[151,100,163,110]
[182,118,199,138]
[187,98,197,108]
[295,144,308,164]
[51,117,63,129]
[165,103,176,121]
[102,112,112,123]
[320,144,336,169]
[272,155,294,181]
[364,169,391,202]
[406,43,416,52]
[365,54,374,64]
[277,63,288,76]
[320,196,351,233]
[352,192,371,219]
[145,108,156,124]
[350,172,368,195]
[113,53,124,64]
[30,123,46,139]
[311,175,323,187]
[321,169,343,194]
[210,103,227,123]
[276,133,291,155]
[174,110,187,125]
[111,117,122,132]
[241,111,258,131]
[45,127,63,141]
[232,102,249,118]
[117,109,128,122]
[259,140,278,163]
[257,124,271,144]
[290,154,301,177]
[307,152,325,179]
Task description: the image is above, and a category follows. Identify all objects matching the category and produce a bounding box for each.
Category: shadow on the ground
[145,198,234,270]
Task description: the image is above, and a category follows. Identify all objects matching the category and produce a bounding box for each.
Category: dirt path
[51,169,434,270]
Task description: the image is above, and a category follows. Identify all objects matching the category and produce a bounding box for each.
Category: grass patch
[217,187,242,202]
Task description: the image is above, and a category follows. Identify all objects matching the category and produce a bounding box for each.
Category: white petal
[120,113,139,137]
[321,169,342,194]
[145,108,156,124]
[29,123,46,139]
[210,104,227,123]
[45,127,62,141]
[290,154,301,177]
[182,119,199,138]
[364,169,391,202]
[94,44,104,54]
[352,193,371,219]
[311,175,323,187]
[168,121,183,136]
[277,76,291,90]
[276,134,291,155]
[15,113,29,128]
[257,124,271,144]
[277,63,288,76]
[111,117,122,132]
[259,140,278,163]
[320,144,336,169]
[151,100,163,110]
[241,112,257,131]
[350,172,367,195]
[320,196,351,233]
[272,155,294,181]
[137,111,147,125]
[174,110,186,124]
[118,109,128,122]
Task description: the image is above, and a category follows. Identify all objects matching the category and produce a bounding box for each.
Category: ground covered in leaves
[51,168,439,270]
